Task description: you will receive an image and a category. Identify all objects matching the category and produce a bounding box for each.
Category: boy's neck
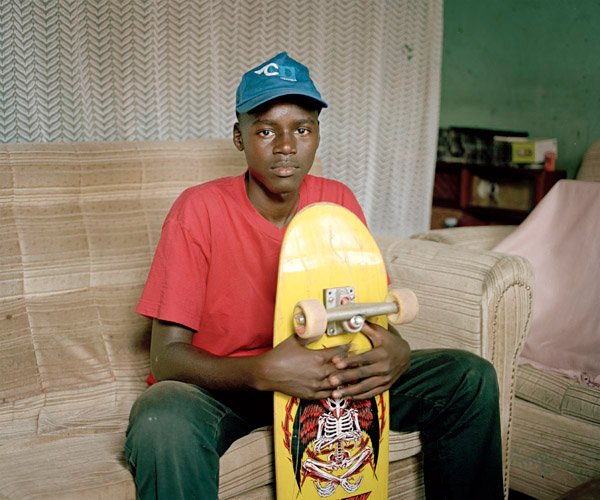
[245,175,300,228]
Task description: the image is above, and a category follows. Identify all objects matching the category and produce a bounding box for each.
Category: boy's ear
[232,123,244,151]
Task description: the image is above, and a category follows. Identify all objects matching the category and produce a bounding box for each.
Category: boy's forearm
[152,341,267,391]
[150,318,267,391]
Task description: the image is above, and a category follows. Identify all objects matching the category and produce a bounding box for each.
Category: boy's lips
[272,164,298,176]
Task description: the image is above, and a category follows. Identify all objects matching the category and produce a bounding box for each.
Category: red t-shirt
[137,173,368,364]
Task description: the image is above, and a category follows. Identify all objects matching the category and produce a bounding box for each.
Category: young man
[125,52,503,499]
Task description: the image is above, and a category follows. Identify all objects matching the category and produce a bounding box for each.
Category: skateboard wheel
[293,300,327,339]
[386,288,419,324]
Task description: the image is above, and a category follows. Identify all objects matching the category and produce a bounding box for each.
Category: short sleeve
[135,219,209,331]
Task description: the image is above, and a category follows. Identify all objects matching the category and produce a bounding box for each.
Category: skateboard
[273,203,419,500]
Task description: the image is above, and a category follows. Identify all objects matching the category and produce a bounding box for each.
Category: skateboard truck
[293,286,418,339]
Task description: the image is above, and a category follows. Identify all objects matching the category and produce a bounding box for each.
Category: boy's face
[233,99,320,198]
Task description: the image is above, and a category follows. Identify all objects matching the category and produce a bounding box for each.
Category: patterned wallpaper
[0,0,442,236]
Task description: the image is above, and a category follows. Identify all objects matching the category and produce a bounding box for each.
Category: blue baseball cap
[235,52,328,114]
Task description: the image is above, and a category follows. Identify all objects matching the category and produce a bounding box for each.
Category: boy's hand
[259,334,350,400]
[327,322,411,400]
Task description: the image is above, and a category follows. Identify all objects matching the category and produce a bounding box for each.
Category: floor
[509,490,536,499]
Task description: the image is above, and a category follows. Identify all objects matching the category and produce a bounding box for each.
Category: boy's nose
[274,132,296,154]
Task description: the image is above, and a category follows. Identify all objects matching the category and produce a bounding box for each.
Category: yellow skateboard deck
[273,203,392,500]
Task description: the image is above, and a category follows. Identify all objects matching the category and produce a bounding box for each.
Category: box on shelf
[493,136,558,165]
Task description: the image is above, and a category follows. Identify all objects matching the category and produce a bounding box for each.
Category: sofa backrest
[577,138,600,182]
[0,139,323,440]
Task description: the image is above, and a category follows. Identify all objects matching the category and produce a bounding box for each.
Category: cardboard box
[493,136,558,165]
[510,138,557,164]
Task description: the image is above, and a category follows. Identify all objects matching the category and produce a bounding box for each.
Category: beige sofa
[0,139,532,499]
[413,138,600,499]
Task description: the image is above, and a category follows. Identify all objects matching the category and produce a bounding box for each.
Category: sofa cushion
[510,397,600,499]
[0,419,420,500]
[516,364,600,425]
[0,285,150,441]
[0,431,135,500]
[0,140,250,439]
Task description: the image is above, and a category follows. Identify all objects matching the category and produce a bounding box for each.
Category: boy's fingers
[360,321,386,347]
[317,342,350,358]
[332,378,387,400]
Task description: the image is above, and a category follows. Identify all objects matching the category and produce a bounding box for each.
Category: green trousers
[124,349,503,499]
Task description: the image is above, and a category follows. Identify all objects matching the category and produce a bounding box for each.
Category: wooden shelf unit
[431,161,566,227]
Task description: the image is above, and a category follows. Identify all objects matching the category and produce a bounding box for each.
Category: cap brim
[236,88,328,114]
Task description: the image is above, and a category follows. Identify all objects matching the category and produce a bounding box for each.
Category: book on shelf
[437,127,528,165]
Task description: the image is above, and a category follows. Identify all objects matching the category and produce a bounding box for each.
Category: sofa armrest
[411,225,517,251]
[377,237,533,490]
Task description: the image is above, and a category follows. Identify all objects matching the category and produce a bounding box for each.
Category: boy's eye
[258,130,274,137]
[297,128,309,135]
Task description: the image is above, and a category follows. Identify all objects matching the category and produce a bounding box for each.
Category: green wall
[440,0,600,178]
